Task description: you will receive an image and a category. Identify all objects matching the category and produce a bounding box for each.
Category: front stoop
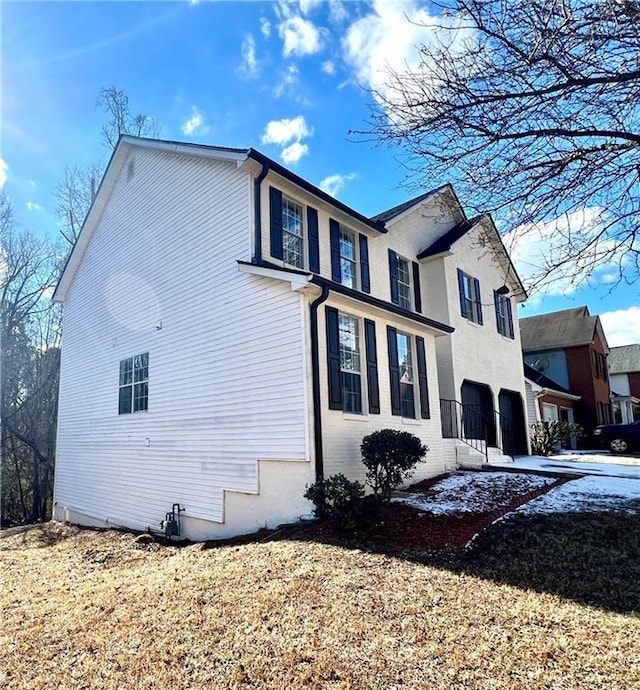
[456,441,513,468]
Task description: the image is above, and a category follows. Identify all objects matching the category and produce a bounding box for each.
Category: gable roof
[370,184,454,223]
[416,214,484,259]
[609,344,640,373]
[416,212,527,300]
[520,306,607,352]
[53,136,388,302]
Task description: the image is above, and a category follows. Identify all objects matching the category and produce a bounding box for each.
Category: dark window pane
[133,382,148,412]
[120,358,133,385]
[341,372,362,414]
[401,382,415,418]
[119,385,132,414]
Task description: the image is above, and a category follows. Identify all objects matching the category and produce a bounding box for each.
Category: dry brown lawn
[1,521,638,689]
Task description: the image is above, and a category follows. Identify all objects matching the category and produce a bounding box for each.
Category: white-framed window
[396,256,412,310]
[495,292,514,338]
[119,353,149,414]
[396,331,416,418]
[282,197,304,268]
[458,270,483,324]
[339,312,363,414]
[339,226,358,289]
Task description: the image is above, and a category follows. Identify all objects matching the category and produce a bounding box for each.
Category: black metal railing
[440,399,489,461]
[440,399,516,461]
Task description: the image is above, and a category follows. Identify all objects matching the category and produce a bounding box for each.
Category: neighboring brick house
[523,362,581,425]
[609,344,640,424]
[520,306,612,436]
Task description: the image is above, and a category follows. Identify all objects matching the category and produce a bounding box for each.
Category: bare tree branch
[359,0,640,291]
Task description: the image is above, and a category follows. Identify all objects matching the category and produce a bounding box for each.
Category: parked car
[593,420,640,454]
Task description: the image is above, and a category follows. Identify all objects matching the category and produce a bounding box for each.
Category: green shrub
[530,421,585,456]
[361,429,428,502]
[303,474,365,526]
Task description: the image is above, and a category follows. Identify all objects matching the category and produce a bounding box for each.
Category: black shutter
[457,268,468,318]
[494,290,502,335]
[269,187,283,260]
[474,277,483,324]
[388,249,399,305]
[359,234,370,293]
[416,336,430,419]
[412,261,422,313]
[364,319,380,414]
[330,219,341,282]
[307,206,320,273]
[326,307,342,410]
[387,326,401,415]
[506,297,514,339]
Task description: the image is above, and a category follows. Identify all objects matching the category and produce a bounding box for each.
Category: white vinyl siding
[55,149,310,531]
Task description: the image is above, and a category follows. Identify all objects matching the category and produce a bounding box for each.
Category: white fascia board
[53,142,132,303]
[537,387,581,402]
[237,262,312,292]
[119,136,248,165]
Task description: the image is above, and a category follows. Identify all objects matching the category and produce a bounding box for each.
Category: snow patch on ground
[515,475,640,515]
[393,471,556,515]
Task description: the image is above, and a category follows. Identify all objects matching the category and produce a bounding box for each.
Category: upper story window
[494,291,514,339]
[269,186,320,273]
[119,353,148,414]
[282,197,304,268]
[457,269,483,324]
[339,312,363,414]
[389,250,422,313]
[396,257,412,310]
[593,351,608,380]
[339,227,357,288]
[330,220,370,293]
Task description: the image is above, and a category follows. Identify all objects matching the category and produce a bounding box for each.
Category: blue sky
[2,0,638,345]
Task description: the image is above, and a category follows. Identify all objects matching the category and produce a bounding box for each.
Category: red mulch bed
[294,475,573,551]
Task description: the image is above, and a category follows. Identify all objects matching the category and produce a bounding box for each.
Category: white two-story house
[53,136,527,540]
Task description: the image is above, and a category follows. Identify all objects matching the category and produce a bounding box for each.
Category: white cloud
[503,207,620,296]
[0,159,7,187]
[262,116,312,146]
[240,34,258,77]
[299,0,323,14]
[260,17,271,37]
[181,106,210,137]
[281,142,309,165]
[321,60,336,75]
[600,308,640,347]
[279,15,323,57]
[320,173,356,197]
[262,115,313,165]
[329,0,348,23]
[273,64,300,99]
[26,201,42,212]
[342,0,474,106]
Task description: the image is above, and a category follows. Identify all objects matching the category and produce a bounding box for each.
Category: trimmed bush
[361,429,428,502]
[530,421,585,456]
[304,474,365,527]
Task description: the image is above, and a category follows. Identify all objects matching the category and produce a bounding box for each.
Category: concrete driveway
[490,450,640,480]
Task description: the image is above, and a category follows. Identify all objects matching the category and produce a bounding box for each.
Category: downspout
[309,284,330,481]
[253,159,270,263]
